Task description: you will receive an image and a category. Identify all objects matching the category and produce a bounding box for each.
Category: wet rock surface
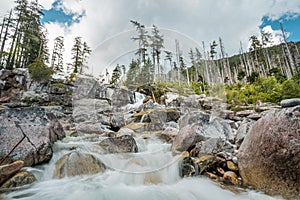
[0,161,24,186]
[99,135,138,153]
[54,151,106,178]
[1,171,36,189]
[179,152,242,187]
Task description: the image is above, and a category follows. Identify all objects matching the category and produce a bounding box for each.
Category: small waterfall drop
[125,92,145,111]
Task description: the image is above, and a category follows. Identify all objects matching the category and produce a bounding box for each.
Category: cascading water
[1,133,282,200]
[125,92,146,111]
[1,92,283,200]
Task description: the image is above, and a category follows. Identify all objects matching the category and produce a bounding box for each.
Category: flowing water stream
[1,92,283,200]
[2,134,282,200]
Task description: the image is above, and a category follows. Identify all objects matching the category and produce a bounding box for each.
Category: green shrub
[253,76,282,103]
[191,81,206,95]
[226,77,284,105]
[28,58,54,82]
[282,79,300,99]
[247,72,259,84]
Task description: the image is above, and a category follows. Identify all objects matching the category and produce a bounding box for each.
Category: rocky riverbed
[0,69,299,199]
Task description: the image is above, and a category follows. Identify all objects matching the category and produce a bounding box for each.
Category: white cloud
[0,1,14,18]
[57,0,85,15]
[1,0,300,76]
[39,0,56,10]
[266,0,300,20]
[262,25,285,46]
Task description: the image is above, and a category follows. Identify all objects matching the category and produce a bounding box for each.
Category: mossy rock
[50,83,67,94]
[23,97,45,106]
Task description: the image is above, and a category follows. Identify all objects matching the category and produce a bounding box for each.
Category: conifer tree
[150,25,164,79]
[110,64,122,84]
[51,36,64,72]
[130,20,148,66]
[125,59,139,85]
[70,37,91,74]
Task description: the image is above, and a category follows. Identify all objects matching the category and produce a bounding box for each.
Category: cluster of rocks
[0,106,65,190]
[168,109,242,190]
[0,71,143,190]
[179,153,241,190]
[0,161,36,191]
[126,92,300,198]
[0,68,73,108]
[0,68,299,199]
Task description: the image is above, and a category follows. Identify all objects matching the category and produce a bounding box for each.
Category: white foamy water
[125,92,145,111]
[1,133,283,200]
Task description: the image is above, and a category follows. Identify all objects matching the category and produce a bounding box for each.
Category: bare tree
[280,22,295,78]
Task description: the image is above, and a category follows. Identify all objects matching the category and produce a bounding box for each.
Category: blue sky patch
[40,0,85,26]
[260,14,300,42]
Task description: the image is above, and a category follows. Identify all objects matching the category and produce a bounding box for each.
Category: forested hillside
[0,0,91,81]
[108,21,300,104]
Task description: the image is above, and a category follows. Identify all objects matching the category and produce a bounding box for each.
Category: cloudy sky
[1,0,300,76]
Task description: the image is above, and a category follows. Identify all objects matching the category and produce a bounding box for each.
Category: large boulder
[111,88,134,108]
[97,85,135,108]
[110,113,125,131]
[54,151,106,178]
[99,135,138,153]
[178,111,210,129]
[73,75,99,99]
[131,108,180,131]
[172,111,233,154]
[149,108,180,124]
[238,106,300,199]
[75,122,111,134]
[0,107,65,166]
[189,138,235,159]
[281,98,300,108]
[73,98,111,124]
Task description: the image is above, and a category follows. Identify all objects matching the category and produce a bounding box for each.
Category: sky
[1,0,300,77]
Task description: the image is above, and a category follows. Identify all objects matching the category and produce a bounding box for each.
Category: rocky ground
[0,68,300,199]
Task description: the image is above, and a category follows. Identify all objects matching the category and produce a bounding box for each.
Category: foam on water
[1,134,283,200]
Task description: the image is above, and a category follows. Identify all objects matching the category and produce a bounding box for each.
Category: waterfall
[125,92,145,111]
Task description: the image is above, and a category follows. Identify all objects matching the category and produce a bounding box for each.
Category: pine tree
[150,25,164,79]
[130,20,148,66]
[189,48,196,81]
[210,41,218,59]
[71,37,82,73]
[125,59,140,86]
[260,29,273,71]
[4,0,46,69]
[110,64,122,85]
[0,10,12,68]
[51,36,64,72]
[164,50,173,81]
[249,35,261,62]
[280,22,295,78]
[80,41,91,73]
[70,37,91,74]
